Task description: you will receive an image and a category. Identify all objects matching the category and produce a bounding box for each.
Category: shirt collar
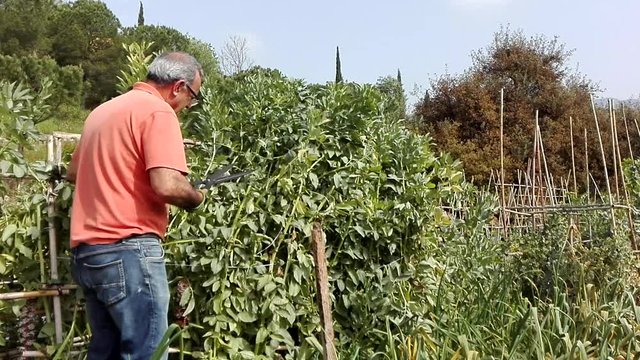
[132,82,163,99]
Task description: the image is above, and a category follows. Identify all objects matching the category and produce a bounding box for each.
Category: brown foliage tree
[413,27,608,189]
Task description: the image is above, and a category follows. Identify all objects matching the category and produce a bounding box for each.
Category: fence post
[311,222,337,360]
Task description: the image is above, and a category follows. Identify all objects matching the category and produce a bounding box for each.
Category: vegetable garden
[1,51,639,359]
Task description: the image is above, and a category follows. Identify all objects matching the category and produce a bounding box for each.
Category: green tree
[137,1,144,27]
[186,38,220,81]
[122,25,220,78]
[122,25,189,53]
[0,54,84,120]
[48,0,123,107]
[0,0,56,56]
[414,27,598,185]
[335,46,343,83]
[376,75,406,120]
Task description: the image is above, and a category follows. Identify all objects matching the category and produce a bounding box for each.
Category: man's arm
[148,167,204,210]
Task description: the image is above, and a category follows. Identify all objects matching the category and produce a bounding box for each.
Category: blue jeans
[71,236,170,360]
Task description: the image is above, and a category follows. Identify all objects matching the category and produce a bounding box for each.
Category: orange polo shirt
[69,82,189,248]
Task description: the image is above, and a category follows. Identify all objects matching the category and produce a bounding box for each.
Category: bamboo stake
[46,135,63,345]
[589,172,604,202]
[613,106,638,250]
[591,95,616,231]
[507,203,633,212]
[536,114,546,212]
[622,104,634,161]
[585,128,590,202]
[613,105,621,167]
[570,116,577,192]
[536,113,554,205]
[500,88,508,239]
[531,119,538,228]
[609,100,620,198]
[0,287,77,301]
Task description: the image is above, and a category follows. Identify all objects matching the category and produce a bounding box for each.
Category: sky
[102,0,639,106]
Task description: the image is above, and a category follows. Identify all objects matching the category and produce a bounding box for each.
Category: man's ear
[171,80,184,96]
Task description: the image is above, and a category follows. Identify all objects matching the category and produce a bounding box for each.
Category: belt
[120,232,161,242]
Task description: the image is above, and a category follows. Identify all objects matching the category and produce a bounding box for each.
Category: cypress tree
[137,1,145,27]
[397,68,402,84]
[335,46,343,83]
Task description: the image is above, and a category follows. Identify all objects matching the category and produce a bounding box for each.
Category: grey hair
[146,51,204,86]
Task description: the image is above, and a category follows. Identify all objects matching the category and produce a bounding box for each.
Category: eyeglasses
[184,83,201,107]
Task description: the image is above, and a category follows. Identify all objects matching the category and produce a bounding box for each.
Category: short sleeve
[141,111,189,174]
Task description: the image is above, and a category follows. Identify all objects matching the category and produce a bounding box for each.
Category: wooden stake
[590,95,616,232]
[570,117,577,192]
[531,118,538,227]
[536,112,554,205]
[500,88,508,239]
[609,100,619,198]
[585,128,590,202]
[0,286,77,301]
[634,118,640,147]
[311,223,337,360]
[613,107,638,250]
[622,104,634,161]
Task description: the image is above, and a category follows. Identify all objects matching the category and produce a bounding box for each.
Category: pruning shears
[191,163,251,189]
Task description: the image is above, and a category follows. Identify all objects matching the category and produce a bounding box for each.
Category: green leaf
[238,350,255,359]
[264,282,277,294]
[210,258,223,274]
[40,322,56,337]
[271,328,294,347]
[220,227,232,240]
[305,336,323,352]
[309,172,319,188]
[17,244,33,258]
[62,186,72,201]
[333,173,341,187]
[2,224,17,242]
[179,286,192,307]
[257,275,272,290]
[213,295,223,313]
[256,327,269,344]
[0,160,12,173]
[288,282,300,297]
[246,198,255,214]
[237,311,257,323]
[184,295,196,317]
[293,265,303,284]
[12,164,25,178]
[353,225,365,237]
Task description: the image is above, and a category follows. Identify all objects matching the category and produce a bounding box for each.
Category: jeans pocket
[142,242,165,262]
[83,259,126,306]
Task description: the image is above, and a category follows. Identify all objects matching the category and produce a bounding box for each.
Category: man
[65,51,206,360]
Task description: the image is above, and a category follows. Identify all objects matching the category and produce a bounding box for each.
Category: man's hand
[49,165,65,181]
[65,159,78,184]
[149,167,205,211]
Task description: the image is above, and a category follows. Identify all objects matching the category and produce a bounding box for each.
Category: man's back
[70,82,188,247]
